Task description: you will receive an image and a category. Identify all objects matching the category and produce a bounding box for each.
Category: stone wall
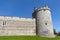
[0,16,36,36]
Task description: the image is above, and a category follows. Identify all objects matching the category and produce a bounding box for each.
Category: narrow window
[3,21,6,26]
[45,22,47,25]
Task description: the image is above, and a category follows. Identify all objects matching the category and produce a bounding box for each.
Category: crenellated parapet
[34,5,50,12]
[0,16,35,21]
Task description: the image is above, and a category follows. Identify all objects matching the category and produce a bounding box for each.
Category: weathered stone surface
[0,17,36,36]
[34,6,55,37]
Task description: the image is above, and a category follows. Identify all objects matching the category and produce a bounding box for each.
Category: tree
[53,29,57,35]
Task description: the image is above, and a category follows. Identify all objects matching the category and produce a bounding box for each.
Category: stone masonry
[0,16,36,36]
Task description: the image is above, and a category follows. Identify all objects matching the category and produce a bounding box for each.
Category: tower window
[45,23,47,25]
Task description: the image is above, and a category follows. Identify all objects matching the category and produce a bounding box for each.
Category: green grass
[0,36,60,40]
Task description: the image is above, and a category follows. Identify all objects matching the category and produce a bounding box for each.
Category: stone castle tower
[32,5,55,37]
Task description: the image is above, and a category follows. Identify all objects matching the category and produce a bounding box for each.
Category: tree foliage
[53,29,57,35]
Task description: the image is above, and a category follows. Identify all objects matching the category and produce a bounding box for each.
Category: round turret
[32,5,55,38]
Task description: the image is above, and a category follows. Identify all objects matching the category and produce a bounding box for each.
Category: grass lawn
[0,36,60,40]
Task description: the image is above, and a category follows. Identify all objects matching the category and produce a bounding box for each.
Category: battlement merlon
[34,5,50,12]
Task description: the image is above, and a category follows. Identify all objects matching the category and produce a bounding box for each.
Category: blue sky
[0,0,60,32]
